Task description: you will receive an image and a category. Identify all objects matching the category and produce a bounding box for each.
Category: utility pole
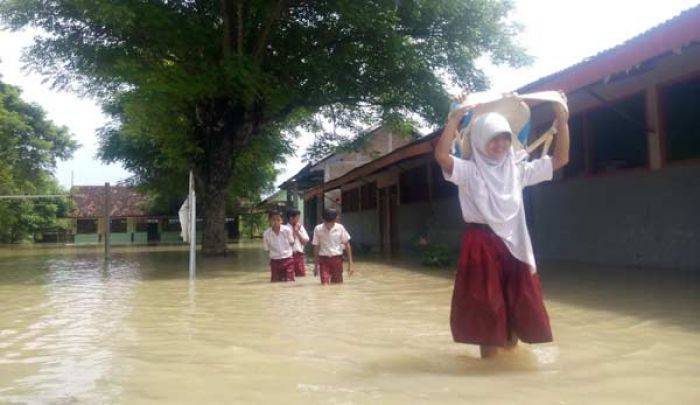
[104,182,111,261]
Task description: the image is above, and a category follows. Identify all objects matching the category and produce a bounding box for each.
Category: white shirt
[312,223,351,257]
[286,224,309,253]
[262,226,294,260]
[444,155,553,271]
[444,155,553,225]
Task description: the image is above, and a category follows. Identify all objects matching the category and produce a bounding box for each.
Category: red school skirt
[318,255,343,285]
[292,252,307,277]
[270,257,295,282]
[450,224,553,346]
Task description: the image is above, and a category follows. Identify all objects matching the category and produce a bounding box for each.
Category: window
[430,161,457,200]
[76,219,97,234]
[400,164,429,204]
[360,182,377,210]
[341,188,360,213]
[664,76,700,161]
[135,220,148,232]
[110,218,127,233]
[588,94,647,173]
[164,219,181,232]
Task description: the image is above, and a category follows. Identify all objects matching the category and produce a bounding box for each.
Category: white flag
[178,197,191,242]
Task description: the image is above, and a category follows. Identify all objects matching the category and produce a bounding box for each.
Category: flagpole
[189,170,196,278]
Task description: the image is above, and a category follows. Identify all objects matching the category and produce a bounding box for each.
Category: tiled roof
[70,186,148,218]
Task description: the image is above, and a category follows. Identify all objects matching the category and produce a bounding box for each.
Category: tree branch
[253,0,286,62]
[236,2,244,54]
[219,0,235,59]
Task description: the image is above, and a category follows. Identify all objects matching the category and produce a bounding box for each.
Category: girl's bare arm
[552,101,570,171]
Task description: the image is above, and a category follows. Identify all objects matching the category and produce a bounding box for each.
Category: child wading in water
[312,208,353,285]
[286,208,309,277]
[262,210,296,282]
[434,95,570,358]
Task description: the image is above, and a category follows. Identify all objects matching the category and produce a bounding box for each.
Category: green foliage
[0,0,528,138]
[0,79,77,243]
[0,178,71,243]
[0,0,529,250]
[419,242,452,267]
[240,212,267,239]
[97,94,291,215]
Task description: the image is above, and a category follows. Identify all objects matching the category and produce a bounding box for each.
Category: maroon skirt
[450,224,553,346]
[318,255,343,285]
[292,252,307,277]
[270,257,295,282]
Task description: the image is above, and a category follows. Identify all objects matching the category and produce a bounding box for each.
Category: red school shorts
[318,255,344,285]
[270,257,295,282]
[292,252,307,277]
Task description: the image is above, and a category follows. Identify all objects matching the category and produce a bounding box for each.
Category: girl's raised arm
[435,98,477,176]
[551,99,570,171]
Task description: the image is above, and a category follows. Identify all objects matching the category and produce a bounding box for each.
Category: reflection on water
[1,243,699,404]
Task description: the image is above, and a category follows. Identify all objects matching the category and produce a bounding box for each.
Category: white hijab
[467,112,537,272]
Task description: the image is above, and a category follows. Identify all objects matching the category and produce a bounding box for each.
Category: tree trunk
[195,100,241,256]
[200,182,229,255]
[195,95,260,255]
[198,142,234,255]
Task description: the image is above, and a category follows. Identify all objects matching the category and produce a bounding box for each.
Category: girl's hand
[554,103,569,124]
[448,91,477,125]
[558,90,568,103]
[347,263,354,276]
[555,91,569,123]
[448,104,478,126]
[453,91,469,104]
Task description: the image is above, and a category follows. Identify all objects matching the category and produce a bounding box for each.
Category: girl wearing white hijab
[435,96,570,359]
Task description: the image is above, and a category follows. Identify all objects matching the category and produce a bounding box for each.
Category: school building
[69,185,208,245]
[281,124,420,233]
[282,6,700,271]
[258,188,303,217]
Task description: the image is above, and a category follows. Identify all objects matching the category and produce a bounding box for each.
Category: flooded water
[1,242,699,404]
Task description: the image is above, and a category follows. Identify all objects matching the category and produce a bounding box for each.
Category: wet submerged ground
[1,242,699,404]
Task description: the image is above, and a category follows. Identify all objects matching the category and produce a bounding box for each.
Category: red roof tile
[70,186,148,218]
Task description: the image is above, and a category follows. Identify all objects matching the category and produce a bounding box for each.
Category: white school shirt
[443,155,553,271]
[312,223,351,257]
[286,224,309,253]
[262,226,294,260]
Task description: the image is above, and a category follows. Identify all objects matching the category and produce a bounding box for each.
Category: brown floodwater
[1,242,699,404]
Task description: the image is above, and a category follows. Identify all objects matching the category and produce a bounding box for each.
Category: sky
[0,0,698,189]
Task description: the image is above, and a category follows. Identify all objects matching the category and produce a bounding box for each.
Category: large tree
[0,78,77,243]
[97,96,291,217]
[0,0,529,254]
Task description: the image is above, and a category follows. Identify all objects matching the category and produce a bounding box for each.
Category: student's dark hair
[322,208,338,222]
[268,210,282,219]
[286,208,301,219]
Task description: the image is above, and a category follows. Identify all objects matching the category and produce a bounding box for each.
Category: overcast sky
[1,0,698,189]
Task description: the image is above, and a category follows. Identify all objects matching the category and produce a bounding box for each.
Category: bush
[419,243,452,267]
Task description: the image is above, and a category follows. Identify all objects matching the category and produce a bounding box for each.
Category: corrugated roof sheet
[518,4,700,93]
